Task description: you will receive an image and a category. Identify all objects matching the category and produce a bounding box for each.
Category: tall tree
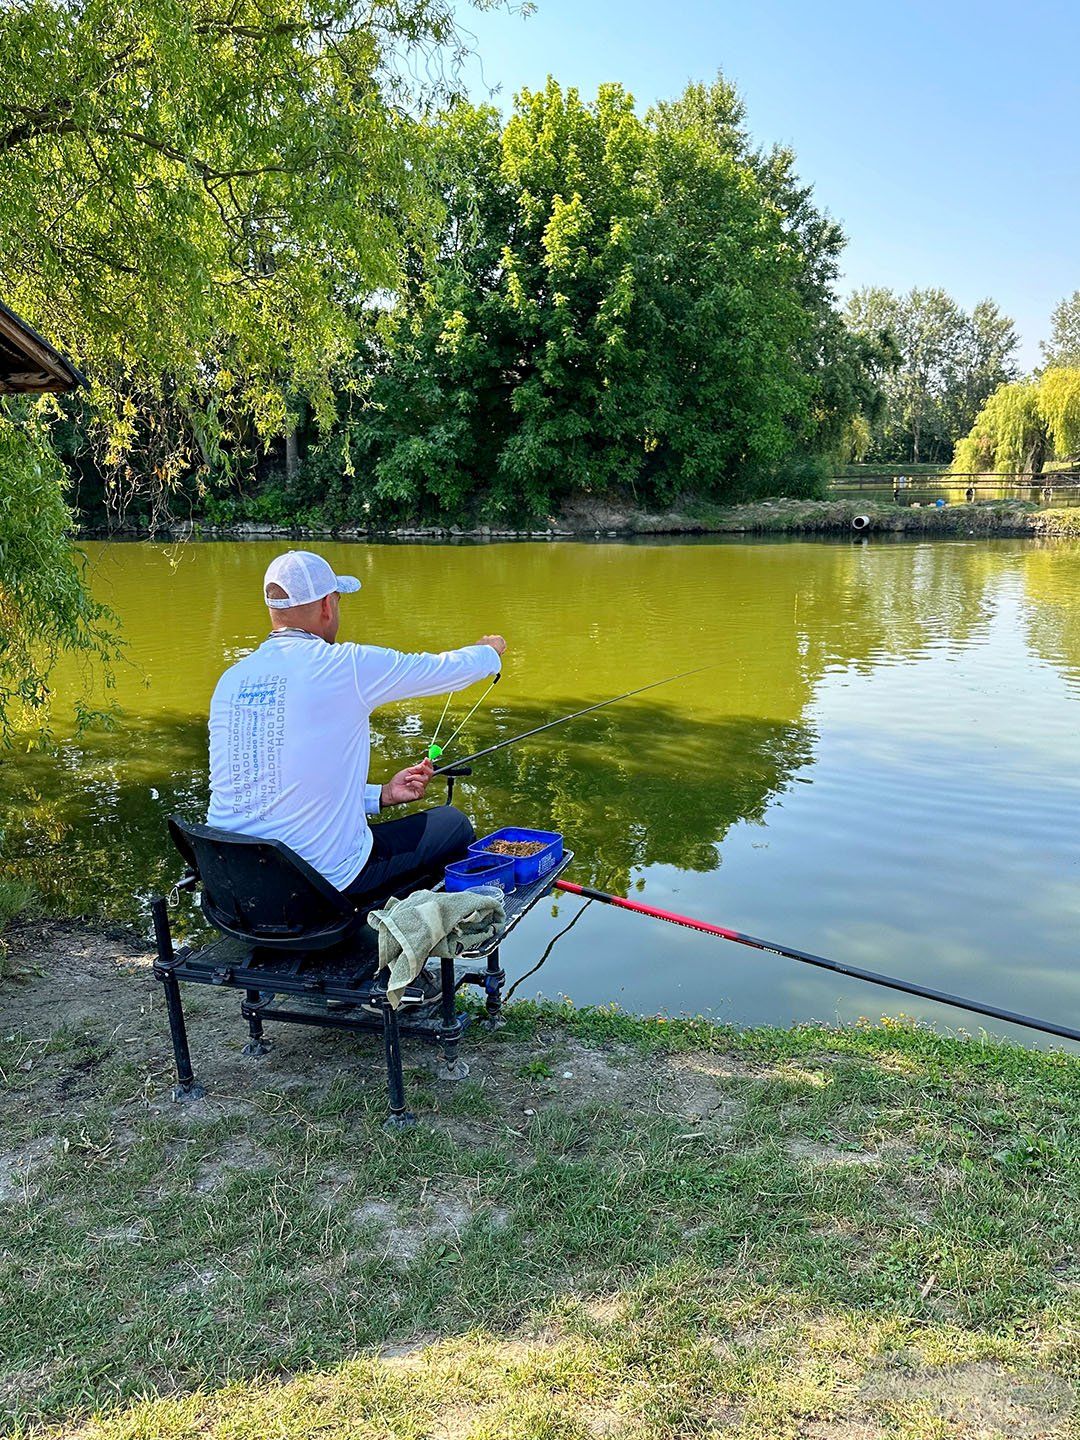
[845,287,1017,463]
[0,0,486,737]
[1,0,481,513]
[1042,291,1080,369]
[944,298,1019,443]
[649,78,890,463]
[952,368,1080,475]
[354,76,881,520]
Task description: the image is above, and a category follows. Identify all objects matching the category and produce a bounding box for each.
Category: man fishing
[207,550,505,905]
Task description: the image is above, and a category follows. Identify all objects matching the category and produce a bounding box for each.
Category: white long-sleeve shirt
[207,633,500,889]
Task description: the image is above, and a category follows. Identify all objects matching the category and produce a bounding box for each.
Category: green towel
[366,885,506,1008]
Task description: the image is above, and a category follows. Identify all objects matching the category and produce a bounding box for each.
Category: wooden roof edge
[0,299,86,393]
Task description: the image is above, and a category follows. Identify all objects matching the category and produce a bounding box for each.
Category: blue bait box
[444,853,516,893]
[469,827,563,886]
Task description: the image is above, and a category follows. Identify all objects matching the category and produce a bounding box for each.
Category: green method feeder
[427,742,444,762]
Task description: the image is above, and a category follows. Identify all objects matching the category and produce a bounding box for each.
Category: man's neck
[269,624,325,641]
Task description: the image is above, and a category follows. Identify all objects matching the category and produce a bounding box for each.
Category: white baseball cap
[263,550,361,609]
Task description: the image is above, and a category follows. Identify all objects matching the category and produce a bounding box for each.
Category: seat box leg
[485,944,506,1028]
[435,954,469,1081]
[241,989,272,1057]
[151,898,205,1102]
[381,1000,415,1130]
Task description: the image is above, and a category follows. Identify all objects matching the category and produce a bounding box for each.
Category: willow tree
[1040,368,1080,458]
[951,369,1080,475]
[0,0,488,737]
[0,409,122,740]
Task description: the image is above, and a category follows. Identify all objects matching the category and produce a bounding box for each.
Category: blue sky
[457,0,1079,370]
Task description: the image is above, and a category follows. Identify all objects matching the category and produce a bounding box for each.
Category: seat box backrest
[168,817,351,943]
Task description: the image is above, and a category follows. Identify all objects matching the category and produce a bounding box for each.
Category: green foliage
[1041,290,1080,369]
[349,76,880,520]
[845,287,1018,463]
[0,406,119,740]
[200,432,366,528]
[952,368,1080,476]
[0,0,482,722]
[3,24,890,525]
[0,875,37,931]
[0,0,478,509]
[952,382,1043,475]
[734,452,832,502]
[1038,366,1080,458]
[0,874,39,981]
[842,412,873,462]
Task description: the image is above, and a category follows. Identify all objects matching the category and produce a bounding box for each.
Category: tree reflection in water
[0,534,1057,977]
[1,702,815,931]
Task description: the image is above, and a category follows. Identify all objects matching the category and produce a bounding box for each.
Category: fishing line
[436,677,500,756]
[433,663,715,775]
[505,898,595,1001]
[426,691,454,760]
[425,675,500,763]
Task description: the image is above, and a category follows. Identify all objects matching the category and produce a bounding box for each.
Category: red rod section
[556,880,741,939]
[552,880,1080,1045]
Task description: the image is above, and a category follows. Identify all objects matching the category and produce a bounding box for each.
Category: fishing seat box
[151,813,572,1127]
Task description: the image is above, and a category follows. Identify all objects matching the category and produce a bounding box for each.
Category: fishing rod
[432,664,714,775]
[554,881,1080,1045]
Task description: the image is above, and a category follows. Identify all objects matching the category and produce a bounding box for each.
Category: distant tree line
[3,1,898,536]
[842,288,1018,465]
[843,286,1080,471]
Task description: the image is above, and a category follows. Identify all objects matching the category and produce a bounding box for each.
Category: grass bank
[0,923,1077,1438]
[622,498,1080,538]
[0,877,39,983]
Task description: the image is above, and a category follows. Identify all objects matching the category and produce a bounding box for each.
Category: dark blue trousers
[343,805,475,906]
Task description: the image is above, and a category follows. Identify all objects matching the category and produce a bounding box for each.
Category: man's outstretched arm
[359,636,507,811]
[353,635,507,711]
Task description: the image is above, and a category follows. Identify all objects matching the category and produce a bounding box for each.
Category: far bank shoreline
[79,497,1080,543]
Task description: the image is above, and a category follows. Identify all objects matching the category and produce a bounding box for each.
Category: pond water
[6,536,1080,1046]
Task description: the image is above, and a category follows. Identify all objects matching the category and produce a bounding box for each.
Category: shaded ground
[0,922,1077,1439]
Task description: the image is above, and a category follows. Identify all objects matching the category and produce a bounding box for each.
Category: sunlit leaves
[356,75,862,520]
[0,0,472,505]
[953,368,1080,475]
[0,407,120,743]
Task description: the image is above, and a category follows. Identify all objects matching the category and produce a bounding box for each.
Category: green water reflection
[4,537,1080,1042]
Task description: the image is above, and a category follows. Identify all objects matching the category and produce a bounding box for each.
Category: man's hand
[479,634,507,656]
[380,759,435,808]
